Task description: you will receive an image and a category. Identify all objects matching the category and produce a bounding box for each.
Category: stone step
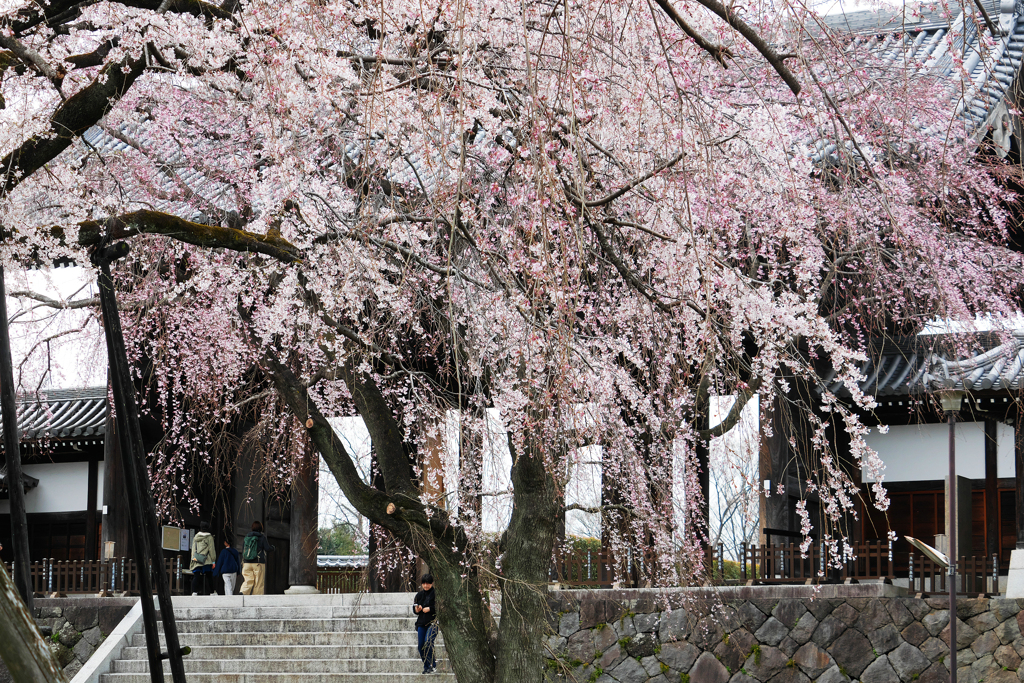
[100,674,454,682]
[167,604,415,620]
[160,617,416,633]
[133,630,439,647]
[120,644,443,661]
[112,657,439,674]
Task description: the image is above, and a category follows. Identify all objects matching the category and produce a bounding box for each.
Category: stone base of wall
[545,588,1024,683]
[0,598,136,682]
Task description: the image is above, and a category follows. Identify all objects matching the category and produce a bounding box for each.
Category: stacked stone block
[545,592,1024,683]
[0,598,133,683]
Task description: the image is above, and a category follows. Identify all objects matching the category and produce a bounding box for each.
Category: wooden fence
[738,541,894,584]
[2,557,186,595]
[316,568,364,594]
[908,553,1000,596]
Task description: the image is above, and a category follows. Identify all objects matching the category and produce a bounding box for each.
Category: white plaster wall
[863,421,1014,482]
[0,461,93,514]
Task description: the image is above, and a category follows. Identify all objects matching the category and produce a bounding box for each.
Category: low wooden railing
[316,568,364,594]
[909,553,1000,596]
[2,557,186,595]
[739,541,895,584]
[550,548,658,588]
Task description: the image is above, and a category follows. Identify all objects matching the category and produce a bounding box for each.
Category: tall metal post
[93,242,187,683]
[940,391,963,683]
[0,265,33,611]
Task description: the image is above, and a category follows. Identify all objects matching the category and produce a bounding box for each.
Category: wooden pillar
[100,411,130,560]
[1016,410,1024,549]
[759,393,790,544]
[286,452,319,593]
[86,459,98,561]
[986,419,998,558]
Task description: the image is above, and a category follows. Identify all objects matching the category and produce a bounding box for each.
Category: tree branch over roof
[0,53,147,198]
[669,0,802,95]
[40,210,302,263]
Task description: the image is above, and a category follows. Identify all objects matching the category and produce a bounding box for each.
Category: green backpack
[243,534,260,562]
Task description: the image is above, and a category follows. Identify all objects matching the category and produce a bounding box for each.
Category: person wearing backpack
[213,538,242,595]
[189,521,216,596]
[240,520,275,595]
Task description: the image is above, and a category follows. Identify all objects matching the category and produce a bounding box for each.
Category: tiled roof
[0,469,39,496]
[826,334,1024,396]
[3,386,108,441]
[817,0,1024,153]
[317,555,368,568]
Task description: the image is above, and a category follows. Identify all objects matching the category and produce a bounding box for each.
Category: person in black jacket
[413,574,438,674]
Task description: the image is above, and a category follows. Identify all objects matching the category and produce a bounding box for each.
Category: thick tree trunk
[494,432,560,683]
[429,555,496,683]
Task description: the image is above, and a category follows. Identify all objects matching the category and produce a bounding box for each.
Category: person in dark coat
[413,574,438,674]
[213,538,242,595]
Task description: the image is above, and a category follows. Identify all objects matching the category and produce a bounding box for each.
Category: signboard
[162,525,181,552]
[906,535,949,568]
[180,528,191,552]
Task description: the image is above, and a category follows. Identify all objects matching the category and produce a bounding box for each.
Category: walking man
[413,574,438,674]
[240,521,274,595]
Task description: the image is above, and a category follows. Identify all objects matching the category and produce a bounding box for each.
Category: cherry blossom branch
[579,152,685,207]
[8,291,98,309]
[650,0,732,67]
[685,0,801,95]
[0,52,146,198]
[0,35,63,92]
[698,376,763,439]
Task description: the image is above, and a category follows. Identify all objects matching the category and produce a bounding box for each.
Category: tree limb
[0,35,63,90]
[44,210,302,263]
[682,0,802,95]
[1,53,146,198]
[698,376,763,439]
[650,0,732,67]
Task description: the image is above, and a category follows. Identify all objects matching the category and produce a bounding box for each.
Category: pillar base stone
[284,585,320,595]
[1005,549,1024,598]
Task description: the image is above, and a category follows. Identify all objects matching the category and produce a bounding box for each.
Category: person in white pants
[213,538,242,595]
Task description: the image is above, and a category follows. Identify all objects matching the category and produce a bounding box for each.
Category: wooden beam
[986,420,998,558]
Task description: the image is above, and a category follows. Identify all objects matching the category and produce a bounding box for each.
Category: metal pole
[93,242,186,683]
[0,265,33,611]
[949,409,957,683]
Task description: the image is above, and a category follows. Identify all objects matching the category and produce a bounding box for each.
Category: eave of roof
[0,386,108,441]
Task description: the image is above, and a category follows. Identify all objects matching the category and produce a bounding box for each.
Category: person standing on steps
[240,520,274,595]
[213,538,242,595]
[189,521,216,596]
[413,574,438,675]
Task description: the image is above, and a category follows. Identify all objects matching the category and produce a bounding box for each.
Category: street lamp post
[940,390,963,683]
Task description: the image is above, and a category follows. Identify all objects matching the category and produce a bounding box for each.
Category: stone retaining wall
[544,588,1024,683]
[0,598,135,682]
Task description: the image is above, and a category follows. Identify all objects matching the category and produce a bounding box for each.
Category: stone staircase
[98,593,454,682]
